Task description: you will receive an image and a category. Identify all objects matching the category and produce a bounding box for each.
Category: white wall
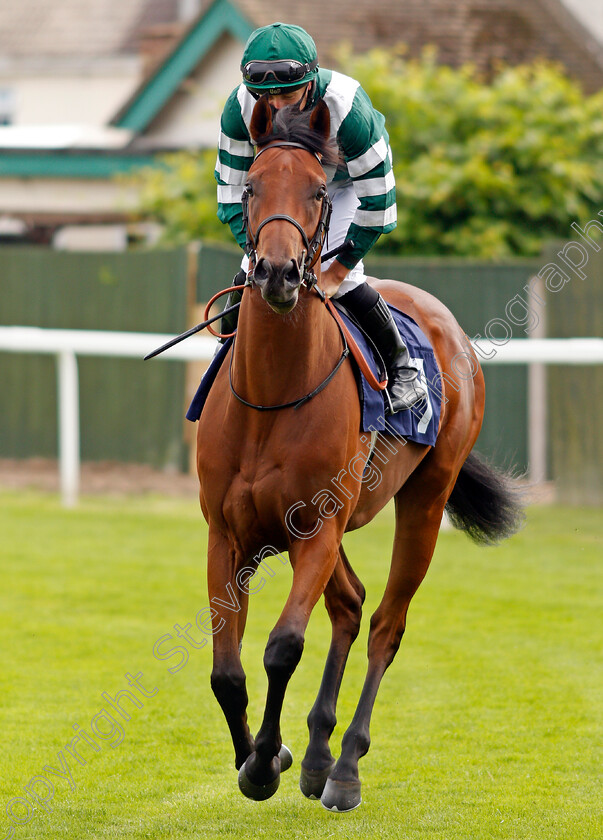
[0,58,141,126]
[140,33,242,149]
[0,177,139,215]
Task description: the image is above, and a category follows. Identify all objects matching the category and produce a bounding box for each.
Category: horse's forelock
[254,103,340,167]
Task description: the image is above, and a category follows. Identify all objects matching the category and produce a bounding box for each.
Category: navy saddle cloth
[186,303,440,447]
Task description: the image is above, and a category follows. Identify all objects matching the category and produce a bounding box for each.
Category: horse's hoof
[320,778,362,812]
[238,756,280,801]
[299,760,336,800]
[279,744,293,773]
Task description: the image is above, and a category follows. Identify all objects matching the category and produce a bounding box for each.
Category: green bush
[345,46,603,257]
[127,47,603,257]
[127,149,225,246]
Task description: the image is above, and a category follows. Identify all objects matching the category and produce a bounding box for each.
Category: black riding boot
[338,284,427,414]
[219,268,246,343]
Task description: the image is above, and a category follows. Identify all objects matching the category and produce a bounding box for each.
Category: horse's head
[244,97,334,314]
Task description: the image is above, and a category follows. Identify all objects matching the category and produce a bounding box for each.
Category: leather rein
[228,310,349,412]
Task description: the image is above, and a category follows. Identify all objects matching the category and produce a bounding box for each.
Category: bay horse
[195,97,523,812]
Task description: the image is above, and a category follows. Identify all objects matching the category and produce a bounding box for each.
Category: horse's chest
[223,467,286,535]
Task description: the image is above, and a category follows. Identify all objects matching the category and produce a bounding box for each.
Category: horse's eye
[316,186,327,200]
[245,184,253,197]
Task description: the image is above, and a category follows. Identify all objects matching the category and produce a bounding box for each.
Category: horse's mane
[253,100,341,167]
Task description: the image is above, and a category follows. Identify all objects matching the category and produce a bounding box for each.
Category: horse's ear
[250,95,273,144]
[309,99,330,141]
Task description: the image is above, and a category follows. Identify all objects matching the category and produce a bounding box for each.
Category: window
[0,88,16,126]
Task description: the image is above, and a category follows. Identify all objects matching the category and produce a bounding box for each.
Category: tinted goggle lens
[242,59,315,85]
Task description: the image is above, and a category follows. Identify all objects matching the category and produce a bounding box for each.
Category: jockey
[215,22,426,413]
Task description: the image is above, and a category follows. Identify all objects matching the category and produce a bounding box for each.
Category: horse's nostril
[254,258,270,283]
[284,260,301,286]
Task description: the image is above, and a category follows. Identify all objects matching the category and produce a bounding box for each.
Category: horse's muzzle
[253,257,301,313]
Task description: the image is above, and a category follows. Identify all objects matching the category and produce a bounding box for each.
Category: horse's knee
[367,610,406,666]
[327,589,364,642]
[346,591,364,640]
[341,722,371,761]
[264,628,304,678]
[211,667,248,712]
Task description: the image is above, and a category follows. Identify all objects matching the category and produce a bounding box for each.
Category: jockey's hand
[320,260,349,298]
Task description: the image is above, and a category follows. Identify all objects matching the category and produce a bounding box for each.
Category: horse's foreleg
[207,527,254,770]
[322,483,448,812]
[300,546,365,799]
[238,529,342,800]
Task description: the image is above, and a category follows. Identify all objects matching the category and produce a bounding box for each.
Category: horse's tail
[445,451,525,545]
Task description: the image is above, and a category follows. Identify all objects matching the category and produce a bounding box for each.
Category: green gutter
[0,152,160,179]
[113,0,254,132]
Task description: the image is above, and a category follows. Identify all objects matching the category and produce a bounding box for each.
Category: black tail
[445,452,525,545]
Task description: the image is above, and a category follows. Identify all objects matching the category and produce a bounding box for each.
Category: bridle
[241,141,332,288]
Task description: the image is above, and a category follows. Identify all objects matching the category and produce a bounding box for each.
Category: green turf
[0,491,600,839]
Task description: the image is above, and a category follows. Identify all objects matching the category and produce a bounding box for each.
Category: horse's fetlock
[342,725,370,759]
[307,705,337,736]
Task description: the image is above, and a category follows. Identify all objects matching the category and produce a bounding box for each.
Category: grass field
[0,491,600,840]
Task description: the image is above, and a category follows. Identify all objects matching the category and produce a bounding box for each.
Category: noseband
[241,141,332,287]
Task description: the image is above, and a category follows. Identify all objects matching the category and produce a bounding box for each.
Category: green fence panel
[197,241,242,301]
[545,244,602,505]
[0,247,189,468]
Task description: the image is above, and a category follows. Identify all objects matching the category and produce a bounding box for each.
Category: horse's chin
[264,292,299,315]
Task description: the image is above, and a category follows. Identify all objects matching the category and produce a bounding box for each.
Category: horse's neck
[232,288,337,406]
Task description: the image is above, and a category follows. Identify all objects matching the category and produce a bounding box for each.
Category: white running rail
[1,327,602,507]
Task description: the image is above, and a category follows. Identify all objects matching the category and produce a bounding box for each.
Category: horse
[194,96,523,812]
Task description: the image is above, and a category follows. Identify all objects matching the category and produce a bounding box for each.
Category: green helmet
[240,23,319,92]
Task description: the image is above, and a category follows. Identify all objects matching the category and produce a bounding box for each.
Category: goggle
[241,58,318,86]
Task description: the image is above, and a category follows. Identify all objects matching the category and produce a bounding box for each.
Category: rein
[228,304,350,411]
[229,139,385,409]
[229,141,349,411]
[226,290,387,412]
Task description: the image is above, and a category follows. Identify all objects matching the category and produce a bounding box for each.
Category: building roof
[2,0,600,66]
[233,0,603,86]
[1,0,601,84]
[111,0,603,136]
[2,0,603,181]
[0,0,179,59]
[111,0,254,131]
[233,0,603,53]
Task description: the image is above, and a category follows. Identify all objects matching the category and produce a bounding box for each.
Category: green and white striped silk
[215,67,397,268]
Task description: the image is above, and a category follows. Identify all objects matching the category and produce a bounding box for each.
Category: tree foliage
[128,48,603,257]
[127,149,225,246]
[344,46,603,257]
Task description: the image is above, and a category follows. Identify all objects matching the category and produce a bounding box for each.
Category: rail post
[56,350,80,508]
